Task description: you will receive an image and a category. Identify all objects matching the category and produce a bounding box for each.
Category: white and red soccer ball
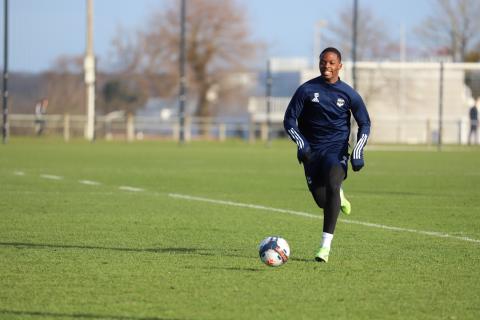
[258,236,290,267]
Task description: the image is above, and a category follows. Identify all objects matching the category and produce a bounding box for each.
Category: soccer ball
[258,236,290,267]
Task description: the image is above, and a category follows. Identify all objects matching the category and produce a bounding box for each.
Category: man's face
[319,51,342,83]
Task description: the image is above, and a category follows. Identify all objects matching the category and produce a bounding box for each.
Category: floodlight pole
[178,0,187,144]
[2,0,9,144]
[351,0,358,90]
[84,0,96,142]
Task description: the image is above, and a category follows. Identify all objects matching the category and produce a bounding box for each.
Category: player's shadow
[0,241,293,266]
[0,241,215,256]
[290,257,314,263]
[0,241,262,262]
[183,265,266,272]
[0,308,182,320]
[1,241,266,273]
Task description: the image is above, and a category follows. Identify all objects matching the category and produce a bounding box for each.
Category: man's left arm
[350,93,371,172]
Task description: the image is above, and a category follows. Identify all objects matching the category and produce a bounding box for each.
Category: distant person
[34,98,48,136]
[283,47,371,263]
[468,98,478,145]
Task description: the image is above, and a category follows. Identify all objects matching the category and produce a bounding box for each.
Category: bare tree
[323,3,395,61]
[108,26,143,74]
[131,0,258,118]
[98,27,150,115]
[415,0,480,62]
[45,55,85,114]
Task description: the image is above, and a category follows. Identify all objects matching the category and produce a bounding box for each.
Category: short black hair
[320,47,342,62]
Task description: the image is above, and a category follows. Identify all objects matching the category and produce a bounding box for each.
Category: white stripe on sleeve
[353,134,368,159]
[288,128,304,149]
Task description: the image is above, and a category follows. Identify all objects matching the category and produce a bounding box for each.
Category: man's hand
[297,146,313,164]
[350,157,364,171]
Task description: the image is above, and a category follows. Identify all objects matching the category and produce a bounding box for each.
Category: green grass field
[1,138,479,320]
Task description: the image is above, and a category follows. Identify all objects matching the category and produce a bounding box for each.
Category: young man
[468,98,478,145]
[283,47,371,263]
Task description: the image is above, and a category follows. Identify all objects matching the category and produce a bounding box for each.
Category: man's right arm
[283,87,312,163]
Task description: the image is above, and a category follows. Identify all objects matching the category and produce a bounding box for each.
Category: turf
[1,138,479,320]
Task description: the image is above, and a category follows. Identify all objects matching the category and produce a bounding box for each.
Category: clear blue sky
[1,0,430,73]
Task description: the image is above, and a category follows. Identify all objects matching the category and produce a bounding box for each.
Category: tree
[465,50,480,63]
[100,78,147,115]
[45,55,85,114]
[112,0,258,119]
[99,26,149,115]
[415,0,480,62]
[322,3,395,61]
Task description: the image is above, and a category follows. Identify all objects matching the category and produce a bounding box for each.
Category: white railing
[6,113,476,145]
[8,114,275,143]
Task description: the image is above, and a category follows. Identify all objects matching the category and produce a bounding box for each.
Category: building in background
[248,58,479,144]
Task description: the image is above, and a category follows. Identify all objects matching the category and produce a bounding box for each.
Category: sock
[321,232,334,249]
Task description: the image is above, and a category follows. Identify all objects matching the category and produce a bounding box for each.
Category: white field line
[12,170,479,245]
[168,193,318,219]
[79,180,101,186]
[40,174,63,180]
[119,186,144,192]
[168,193,480,245]
[13,171,25,176]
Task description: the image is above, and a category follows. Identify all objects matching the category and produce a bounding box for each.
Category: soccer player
[283,47,371,263]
